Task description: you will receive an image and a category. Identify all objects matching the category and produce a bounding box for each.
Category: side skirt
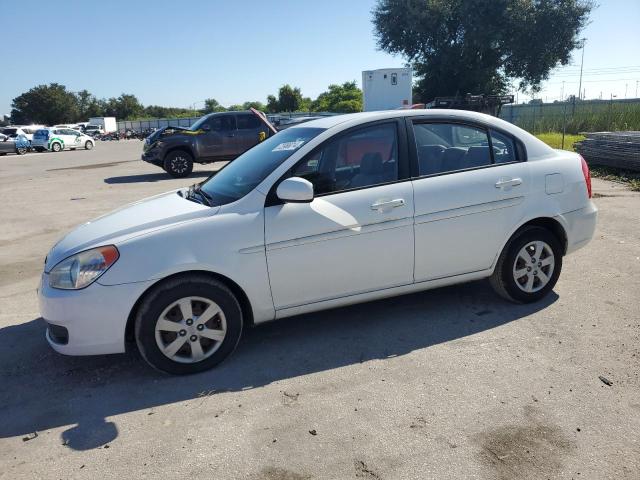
[272,269,492,321]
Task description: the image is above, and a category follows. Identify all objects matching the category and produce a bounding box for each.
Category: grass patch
[590,166,640,192]
[535,132,585,151]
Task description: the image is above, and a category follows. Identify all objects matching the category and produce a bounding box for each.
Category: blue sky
[1,0,639,116]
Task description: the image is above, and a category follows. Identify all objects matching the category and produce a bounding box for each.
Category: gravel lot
[0,142,638,479]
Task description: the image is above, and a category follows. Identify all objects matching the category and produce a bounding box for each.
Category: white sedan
[39,110,597,374]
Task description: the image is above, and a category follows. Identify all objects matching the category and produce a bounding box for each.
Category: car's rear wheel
[489,226,562,303]
[163,150,194,178]
[135,275,243,374]
[51,142,62,152]
[16,146,28,155]
[85,141,93,150]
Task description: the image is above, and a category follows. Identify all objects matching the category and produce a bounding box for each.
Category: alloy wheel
[512,241,555,293]
[171,156,188,174]
[154,296,227,363]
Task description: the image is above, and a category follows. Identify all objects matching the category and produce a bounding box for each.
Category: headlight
[49,245,119,290]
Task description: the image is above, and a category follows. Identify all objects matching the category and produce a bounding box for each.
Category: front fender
[97,202,275,323]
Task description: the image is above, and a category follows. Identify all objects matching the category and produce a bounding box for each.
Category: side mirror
[201,124,211,132]
[276,177,314,203]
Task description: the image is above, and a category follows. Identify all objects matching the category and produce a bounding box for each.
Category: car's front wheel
[490,226,562,303]
[135,275,243,374]
[163,150,194,178]
[85,141,93,150]
[16,146,27,155]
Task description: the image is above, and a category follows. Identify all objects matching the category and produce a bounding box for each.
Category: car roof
[290,109,555,160]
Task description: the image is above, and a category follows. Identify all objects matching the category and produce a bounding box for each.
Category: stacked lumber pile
[575,132,640,171]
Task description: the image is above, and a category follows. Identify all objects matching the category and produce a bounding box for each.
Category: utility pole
[573,38,586,114]
[625,84,628,99]
[636,80,639,98]
[561,81,565,101]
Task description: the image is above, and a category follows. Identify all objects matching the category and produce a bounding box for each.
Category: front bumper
[38,273,154,356]
[141,145,163,166]
[558,201,598,255]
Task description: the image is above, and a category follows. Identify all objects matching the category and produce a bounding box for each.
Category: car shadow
[0,281,557,450]
[104,172,212,184]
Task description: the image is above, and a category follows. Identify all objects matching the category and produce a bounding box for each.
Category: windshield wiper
[186,184,212,207]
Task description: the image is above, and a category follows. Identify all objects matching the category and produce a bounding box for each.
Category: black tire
[489,226,563,303]
[85,141,93,150]
[51,142,62,152]
[16,147,27,155]
[135,274,243,375]
[163,150,194,178]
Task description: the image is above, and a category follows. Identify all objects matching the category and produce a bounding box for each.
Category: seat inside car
[463,146,491,169]
[350,152,386,188]
[418,144,446,175]
[441,147,467,171]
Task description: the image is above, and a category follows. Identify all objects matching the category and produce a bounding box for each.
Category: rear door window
[490,129,517,163]
[412,122,492,176]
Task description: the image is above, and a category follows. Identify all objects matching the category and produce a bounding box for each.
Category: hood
[45,190,216,272]
[146,125,191,143]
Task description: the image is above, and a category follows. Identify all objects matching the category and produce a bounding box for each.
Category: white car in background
[32,128,95,152]
[39,110,597,374]
[1,125,45,144]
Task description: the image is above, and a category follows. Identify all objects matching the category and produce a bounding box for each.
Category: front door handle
[370,198,406,211]
[495,177,522,188]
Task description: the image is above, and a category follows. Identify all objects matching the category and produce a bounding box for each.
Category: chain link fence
[499,98,640,135]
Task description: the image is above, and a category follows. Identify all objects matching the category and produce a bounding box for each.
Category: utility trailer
[362,68,412,111]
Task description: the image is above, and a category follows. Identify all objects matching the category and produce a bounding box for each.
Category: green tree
[279,85,304,112]
[76,89,103,119]
[312,81,362,112]
[373,0,593,101]
[10,83,79,125]
[242,101,266,111]
[266,95,279,113]
[203,98,226,113]
[226,104,244,111]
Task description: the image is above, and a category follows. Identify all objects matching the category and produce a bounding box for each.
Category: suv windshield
[200,127,324,206]
[189,115,213,131]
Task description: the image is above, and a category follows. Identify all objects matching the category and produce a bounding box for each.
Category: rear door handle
[495,177,522,188]
[370,198,405,210]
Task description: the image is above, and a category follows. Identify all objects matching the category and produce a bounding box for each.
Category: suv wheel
[135,275,243,375]
[164,150,193,178]
[490,226,562,303]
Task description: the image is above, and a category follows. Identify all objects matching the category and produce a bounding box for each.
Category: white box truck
[362,68,412,111]
[88,117,117,133]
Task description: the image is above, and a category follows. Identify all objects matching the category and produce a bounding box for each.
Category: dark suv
[142,110,274,177]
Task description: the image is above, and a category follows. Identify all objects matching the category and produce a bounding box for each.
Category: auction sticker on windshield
[272,140,306,152]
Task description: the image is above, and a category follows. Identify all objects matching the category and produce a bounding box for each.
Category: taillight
[580,155,592,199]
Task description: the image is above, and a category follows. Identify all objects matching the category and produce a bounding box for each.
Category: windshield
[189,116,209,131]
[200,127,324,206]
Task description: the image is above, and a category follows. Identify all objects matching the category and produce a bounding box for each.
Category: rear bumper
[557,202,598,255]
